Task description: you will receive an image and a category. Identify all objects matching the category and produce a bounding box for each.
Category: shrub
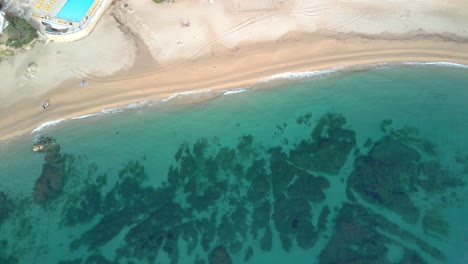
[5,14,37,48]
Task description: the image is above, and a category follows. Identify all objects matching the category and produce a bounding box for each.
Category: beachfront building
[0,11,9,35]
[28,0,111,41]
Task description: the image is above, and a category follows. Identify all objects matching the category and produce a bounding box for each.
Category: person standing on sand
[42,100,50,109]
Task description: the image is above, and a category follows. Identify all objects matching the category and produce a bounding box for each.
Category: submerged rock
[319,203,429,264]
[32,144,45,152]
[0,192,14,226]
[296,112,313,126]
[58,259,82,264]
[380,119,392,133]
[348,127,464,225]
[70,209,136,251]
[180,222,199,255]
[102,161,169,213]
[230,207,249,239]
[316,206,330,233]
[0,255,19,264]
[236,135,255,159]
[273,193,316,250]
[422,208,450,237]
[279,234,292,252]
[417,160,464,193]
[260,227,273,252]
[208,246,232,264]
[321,200,447,264]
[268,147,295,195]
[348,135,421,223]
[32,136,55,153]
[0,240,18,264]
[399,250,428,264]
[198,212,218,252]
[244,246,254,262]
[289,113,356,175]
[61,180,103,226]
[69,161,175,252]
[319,204,388,264]
[250,201,271,238]
[286,171,329,203]
[123,202,184,262]
[246,160,270,202]
[84,254,116,264]
[216,215,236,248]
[33,143,65,203]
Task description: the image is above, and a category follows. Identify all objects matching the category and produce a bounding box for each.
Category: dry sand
[1,0,468,141]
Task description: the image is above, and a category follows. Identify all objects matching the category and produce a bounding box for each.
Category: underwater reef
[2,112,464,264]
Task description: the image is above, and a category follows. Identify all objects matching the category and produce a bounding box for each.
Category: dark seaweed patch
[33,141,66,203]
[61,174,106,226]
[0,240,18,264]
[319,203,430,264]
[348,130,463,224]
[208,246,232,264]
[0,192,14,227]
[380,119,392,133]
[290,113,356,175]
[31,113,459,264]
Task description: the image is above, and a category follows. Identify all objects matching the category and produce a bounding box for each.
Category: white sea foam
[160,90,215,102]
[31,119,66,134]
[26,61,468,135]
[101,108,124,114]
[124,100,152,109]
[258,61,468,84]
[401,61,468,68]
[223,89,247,95]
[100,100,152,114]
[258,66,346,83]
[72,113,100,120]
[160,94,179,103]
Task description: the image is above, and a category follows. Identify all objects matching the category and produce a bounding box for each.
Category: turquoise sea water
[0,65,467,264]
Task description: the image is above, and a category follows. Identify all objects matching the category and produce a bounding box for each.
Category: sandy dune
[1,0,468,141]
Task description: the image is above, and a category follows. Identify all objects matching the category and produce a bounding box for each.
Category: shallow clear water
[0,65,467,264]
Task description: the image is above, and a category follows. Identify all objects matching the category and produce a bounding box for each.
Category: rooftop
[31,0,65,19]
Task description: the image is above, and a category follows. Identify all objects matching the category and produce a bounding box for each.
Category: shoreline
[2,33,468,143]
[23,60,468,135]
[2,60,468,145]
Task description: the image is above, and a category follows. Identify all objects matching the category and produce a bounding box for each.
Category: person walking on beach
[42,100,50,109]
[80,80,88,88]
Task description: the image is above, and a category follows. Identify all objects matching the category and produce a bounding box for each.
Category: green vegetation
[5,14,37,49]
[0,49,14,62]
[152,0,166,3]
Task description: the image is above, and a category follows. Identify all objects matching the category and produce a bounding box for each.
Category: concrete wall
[44,0,111,42]
[0,11,9,35]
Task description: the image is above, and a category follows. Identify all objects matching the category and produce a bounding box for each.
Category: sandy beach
[1,0,468,142]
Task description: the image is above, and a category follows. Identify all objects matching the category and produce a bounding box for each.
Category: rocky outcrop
[32,136,55,153]
[33,143,65,203]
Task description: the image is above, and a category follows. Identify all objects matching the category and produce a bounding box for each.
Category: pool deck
[30,0,112,42]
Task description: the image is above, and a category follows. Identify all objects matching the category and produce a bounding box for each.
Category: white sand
[0,12,136,107]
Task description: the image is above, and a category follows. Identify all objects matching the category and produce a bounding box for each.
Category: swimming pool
[56,0,95,22]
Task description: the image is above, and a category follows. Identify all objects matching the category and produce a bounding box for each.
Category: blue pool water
[56,0,95,22]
